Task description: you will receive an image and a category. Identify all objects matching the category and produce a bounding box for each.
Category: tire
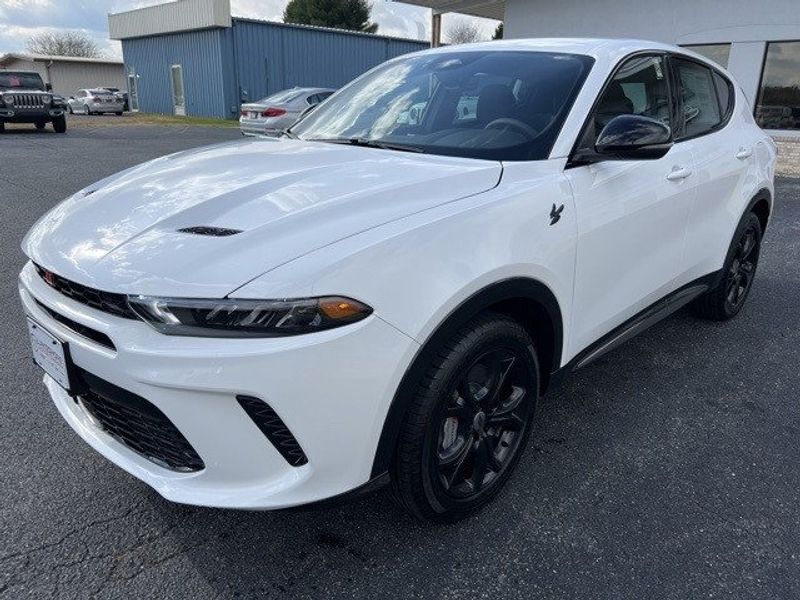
[67,105,73,114]
[0,121,4,133]
[691,212,763,321]
[115,111,123,116]
[52,116,67,134]
[391,312,539,522]
[35,121,46,130]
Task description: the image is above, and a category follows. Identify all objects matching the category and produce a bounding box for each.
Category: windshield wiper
[305,137,425,154]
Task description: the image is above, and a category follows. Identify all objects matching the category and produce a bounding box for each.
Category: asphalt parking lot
[1,121,799,599]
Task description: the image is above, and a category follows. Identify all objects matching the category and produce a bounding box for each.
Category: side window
[674,58,721,138]
[580,55,671,149]
[712,71,734,118]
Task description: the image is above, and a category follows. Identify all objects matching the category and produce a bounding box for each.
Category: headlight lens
[42,95,51,104]
[127,295,373,337]
[3,95,13,106]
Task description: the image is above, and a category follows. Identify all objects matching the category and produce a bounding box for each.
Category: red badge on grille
[43,270,56,286]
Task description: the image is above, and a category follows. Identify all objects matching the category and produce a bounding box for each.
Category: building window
[682,44,731,68]
[756,41,800,131]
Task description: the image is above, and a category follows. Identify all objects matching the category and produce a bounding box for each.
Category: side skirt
[549,271,721,388]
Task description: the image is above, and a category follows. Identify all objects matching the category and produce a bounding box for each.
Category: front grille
[237,395,308,466]
[34,300,116,350]
[78,371,204,472]
[9,93,46,109]
[35,264,138,320]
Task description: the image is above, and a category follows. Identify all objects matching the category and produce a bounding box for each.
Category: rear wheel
[691,212,762,320]
[115,111,123,116]
[391,313,539,522]
[52,116,66,133]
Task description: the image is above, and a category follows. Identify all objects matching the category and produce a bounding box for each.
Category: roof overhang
[0,53,123,66]
[394,0,505,20]
[109,0,232,40]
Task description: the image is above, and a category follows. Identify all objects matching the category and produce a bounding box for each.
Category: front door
[170,64,185,116]
[565,54,696,357]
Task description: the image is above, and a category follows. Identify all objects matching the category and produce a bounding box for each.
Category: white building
[0,53,125,99]
[399,0,800,137]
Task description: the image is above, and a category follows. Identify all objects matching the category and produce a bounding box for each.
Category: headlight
[3,95,12,106]
[42,95,51,104]
[127,295,373,337]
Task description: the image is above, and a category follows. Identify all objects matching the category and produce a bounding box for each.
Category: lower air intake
[78,372,205,472]
[237,395,308,466]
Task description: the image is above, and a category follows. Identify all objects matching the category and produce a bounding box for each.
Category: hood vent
[177,226,242,237]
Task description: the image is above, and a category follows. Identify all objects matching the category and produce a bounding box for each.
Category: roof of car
[405,38,730,77]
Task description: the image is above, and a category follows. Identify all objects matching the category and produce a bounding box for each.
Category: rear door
[564,53,697,356]
[669,56,751,284]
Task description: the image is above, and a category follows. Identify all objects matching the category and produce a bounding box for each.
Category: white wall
[503,0,800,104]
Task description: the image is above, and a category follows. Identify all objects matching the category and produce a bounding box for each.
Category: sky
[0,0,500,59]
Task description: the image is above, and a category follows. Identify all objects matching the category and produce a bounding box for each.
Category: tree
[284,0,378,34]
[493,23,504,40]
[27,30,100,58]
[446,22,482,45]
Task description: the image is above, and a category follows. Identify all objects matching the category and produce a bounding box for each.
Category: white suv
[19,39,776,522]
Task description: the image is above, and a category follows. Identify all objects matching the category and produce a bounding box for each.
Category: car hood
[23,138,502,297]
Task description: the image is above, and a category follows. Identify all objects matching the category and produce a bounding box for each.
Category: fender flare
[370,277,563,478]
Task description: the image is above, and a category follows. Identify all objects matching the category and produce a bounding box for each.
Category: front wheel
[691,212,762,320]
[52,116,66,133]
[35,121,45,130]
[391,313,539,522]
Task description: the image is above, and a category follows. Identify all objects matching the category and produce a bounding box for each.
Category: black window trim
[669,52,736,143]
[566,49,675,169]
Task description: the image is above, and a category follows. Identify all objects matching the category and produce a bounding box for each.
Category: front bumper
[19,262,418,509]
[0,107,64,122]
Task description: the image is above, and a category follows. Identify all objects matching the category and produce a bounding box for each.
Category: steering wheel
[484,118,538,139]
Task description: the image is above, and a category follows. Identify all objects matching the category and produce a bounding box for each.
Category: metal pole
[431,11,442,48]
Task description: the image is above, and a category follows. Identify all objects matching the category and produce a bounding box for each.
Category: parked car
[239,87,335,136]
[102,87,129,111]
[67,89,124,115]
[20,40,776,522]
[0,70,66,133]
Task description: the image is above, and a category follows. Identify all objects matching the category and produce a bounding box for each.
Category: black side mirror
[595,114,672,160]
[45,83,52,91]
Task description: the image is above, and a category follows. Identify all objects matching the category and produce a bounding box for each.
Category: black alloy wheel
[435,347,533,500]
[392,313,539,522]
[724,220,760,312]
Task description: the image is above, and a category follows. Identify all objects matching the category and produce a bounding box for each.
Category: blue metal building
[108,0,428,119]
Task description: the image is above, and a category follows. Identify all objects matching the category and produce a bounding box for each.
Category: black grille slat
[35,264,138,320]
[237,395,308,466]
[34,300,116,350]
[78,371,204,472]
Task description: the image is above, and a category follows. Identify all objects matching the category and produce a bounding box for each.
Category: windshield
[0,72,45,90]
[256,89,304,105]
[291,50,594,161]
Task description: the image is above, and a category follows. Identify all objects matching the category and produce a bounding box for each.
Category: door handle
[666,167,692,181]
[736,147,753,160]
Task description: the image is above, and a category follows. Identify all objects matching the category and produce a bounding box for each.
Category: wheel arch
[748,188,772,233]
[370,277,563,478]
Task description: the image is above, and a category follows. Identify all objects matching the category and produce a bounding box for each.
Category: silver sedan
[67,89,125,115]
[239,87,335,137]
